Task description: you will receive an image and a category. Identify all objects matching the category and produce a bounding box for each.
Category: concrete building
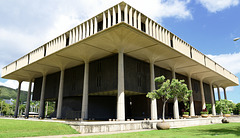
[1,2,239,120]
[3,98,14,105]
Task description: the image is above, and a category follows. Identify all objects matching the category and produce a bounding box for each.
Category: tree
[216,99,235,114]
[1,101,14,116]
[233,103,240,114]
[206,104,212,114]
[46,101,55,116]
[19,104,26,115]
[146,75,192,121]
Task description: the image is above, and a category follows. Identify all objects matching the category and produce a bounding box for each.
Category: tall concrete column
[172,69,179,119]
[150,62,157,120]
[81,62,89,120]
[117,52,125,121]
[217,86,223,115]
[200,80,206,110]
[14,81,22,118]
[25,80,33,118]
[56,69,65,119]
[188,76,195,116]
[217,86,221,101]
[39,75,46,119]
[223,87,227,100]
[45,101,48,117]
[210,83,216,116]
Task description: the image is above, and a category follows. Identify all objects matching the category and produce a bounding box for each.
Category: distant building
[3,98,14,105]
[1,2,239,120]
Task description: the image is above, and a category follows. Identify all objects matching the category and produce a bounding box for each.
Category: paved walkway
[20,129,153,138]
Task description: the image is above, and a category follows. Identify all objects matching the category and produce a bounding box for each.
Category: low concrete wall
[66,116,240,134]
[68,120,153,134]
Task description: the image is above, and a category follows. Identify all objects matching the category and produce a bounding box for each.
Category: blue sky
[0,0,240,103]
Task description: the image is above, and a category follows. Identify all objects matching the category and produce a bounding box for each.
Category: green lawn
[79,123,240,138]
[0,119,79,138]
[1,119,240,138]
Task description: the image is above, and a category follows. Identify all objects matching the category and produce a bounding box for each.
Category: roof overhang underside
[3,23,238,88]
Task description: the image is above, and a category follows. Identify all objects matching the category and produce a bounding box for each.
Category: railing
[191,48,205,65]
[5,62,16,75]
[216,63,224,75]
[16,55,28,70]
[46,34,66,56]
[173,36,191,57]
[1,2,238,85]
[205,56,215,71]
[29,46,45,64]
[1,67,7,77]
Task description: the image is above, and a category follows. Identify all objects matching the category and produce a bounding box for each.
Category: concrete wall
[32,77,42,101]
[32,72,60,100]
[61,97,82,119]
[88,96,116,120]
[45,72,60,100]
[63,65,84,97]
[60,96,117,120]
[69,117,240,134]
[125,95,151,120]
[154,65,172,80]
[32,54,216,120]
[203,83,211,104]
[192,79,201,102]
[89,55,118,94]
[194,101,202,115]
[124,55,150,93]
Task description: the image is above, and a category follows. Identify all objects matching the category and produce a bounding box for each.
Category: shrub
[216,99,235,114]
[201,108,208,114]
[183,112,189,115]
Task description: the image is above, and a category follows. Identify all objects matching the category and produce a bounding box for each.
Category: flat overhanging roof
[2,23,239,88]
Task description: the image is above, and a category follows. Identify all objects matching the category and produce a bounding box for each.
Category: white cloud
[0,0,192,90]
[0,80,30,91]
[0,27,41,54]
[46,0,192,38]
[125,0,192,21]
[0,0,192,74]
[198,0,239,13]
[214,87,234,92]
[227,86,234,92]
[207,52,240,74]
[46,15,82,40]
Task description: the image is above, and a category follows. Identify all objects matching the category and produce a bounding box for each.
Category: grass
[1,119,240,138]
[0,118,79,138]
[79,123,240,138]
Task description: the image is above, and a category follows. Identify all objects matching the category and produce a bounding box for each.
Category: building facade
[1,2,239,120]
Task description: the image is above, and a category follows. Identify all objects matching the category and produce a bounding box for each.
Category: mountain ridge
[0,85,27,102]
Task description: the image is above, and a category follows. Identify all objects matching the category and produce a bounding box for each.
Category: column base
[117,119,125,121]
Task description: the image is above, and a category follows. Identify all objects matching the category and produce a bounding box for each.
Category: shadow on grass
[194,124,240,137]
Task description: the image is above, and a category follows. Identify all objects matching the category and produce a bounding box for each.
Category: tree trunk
[162,101,167,121]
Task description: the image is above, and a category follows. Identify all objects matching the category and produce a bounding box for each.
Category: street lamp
[234,37,240,41]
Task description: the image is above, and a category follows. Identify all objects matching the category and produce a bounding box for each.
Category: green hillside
[0,86,27,102]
